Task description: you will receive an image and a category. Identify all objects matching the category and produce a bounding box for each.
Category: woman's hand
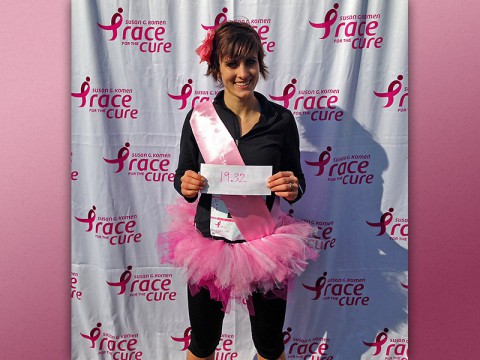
[180,170,206,198]
[267,171,300,201]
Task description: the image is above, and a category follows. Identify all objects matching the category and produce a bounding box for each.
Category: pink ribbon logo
[309,3,339,39]
[283,327,292,345]
[366,208,394,236]
[75,206,96,232]
[363,328,389,355]
[302,272,328,300]
[201,7,228,30]
[373,75,403,107]
[171,327,192,351]
[269,79,297,108]
[305,146,332,176]
[97,8,124,41]
[80,322,102,348]
[106,265,133,295]
[167,79,193,109]
[71,76,91,107]
[103,142,130,173]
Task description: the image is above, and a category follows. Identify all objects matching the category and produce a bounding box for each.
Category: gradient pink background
[1,1,478,358]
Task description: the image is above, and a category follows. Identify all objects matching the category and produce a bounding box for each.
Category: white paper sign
[200,164,272,195]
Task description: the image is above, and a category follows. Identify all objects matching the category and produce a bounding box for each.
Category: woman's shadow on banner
[257,107,408,359]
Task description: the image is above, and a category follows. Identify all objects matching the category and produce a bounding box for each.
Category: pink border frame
[0,1,478,358]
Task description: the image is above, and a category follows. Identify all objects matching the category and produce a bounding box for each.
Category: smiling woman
[159,21,318,360]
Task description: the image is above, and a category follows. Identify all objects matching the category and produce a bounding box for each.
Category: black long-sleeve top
[174,91,306,237]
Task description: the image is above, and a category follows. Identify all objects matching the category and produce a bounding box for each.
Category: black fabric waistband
[212,236,246,244]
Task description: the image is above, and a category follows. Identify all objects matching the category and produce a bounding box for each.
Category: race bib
[210,195,243,241]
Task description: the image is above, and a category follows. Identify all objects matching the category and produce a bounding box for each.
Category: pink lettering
[335,20,378,37]
[109,233,142,245]
[123,25,165,41]
[130,278,172,292]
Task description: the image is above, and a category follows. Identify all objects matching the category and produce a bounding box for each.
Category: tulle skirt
[157,198,318,312]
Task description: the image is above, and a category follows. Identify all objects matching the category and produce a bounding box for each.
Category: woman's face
[218,51,260,102]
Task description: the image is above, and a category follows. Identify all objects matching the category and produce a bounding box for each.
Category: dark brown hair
[206,21,269,83]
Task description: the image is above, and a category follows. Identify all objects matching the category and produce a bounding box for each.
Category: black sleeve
[173,110,200,202]
[281,111,306,204]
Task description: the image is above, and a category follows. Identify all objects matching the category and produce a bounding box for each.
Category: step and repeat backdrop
[71,0,408,359]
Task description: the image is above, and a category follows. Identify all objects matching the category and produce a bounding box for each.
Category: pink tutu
[157,198,318,312]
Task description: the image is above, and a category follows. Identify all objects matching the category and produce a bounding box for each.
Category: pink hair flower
[195,29,215,65]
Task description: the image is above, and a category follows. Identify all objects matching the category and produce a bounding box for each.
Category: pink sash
[190,101,276,240]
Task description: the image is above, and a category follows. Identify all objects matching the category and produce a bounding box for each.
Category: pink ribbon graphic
[106,265,132,295]
[374,75,403,107]
[97,8,124,41]
[171,327,192,351]
[269,79,297,108]
[103,143,130,173]
[363,328,389,355]
[167,79,193,109]
[366,208,394,236]
[302,272,328,300]
[305,146,332,176]
[71,76,90,107]
[80,323,102,348]
[309,3,339,39]
[201,7,228,30]
[75,205,96,232]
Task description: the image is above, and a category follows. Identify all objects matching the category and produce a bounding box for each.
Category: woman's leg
[257,351,286,360]
[250,291,287,360]
[187,286,224,359]
[186,349,215,360]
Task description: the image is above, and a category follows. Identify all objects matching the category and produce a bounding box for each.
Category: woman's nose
[237,63,249,78]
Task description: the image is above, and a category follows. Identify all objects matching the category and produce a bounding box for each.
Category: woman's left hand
[267,171,300,201]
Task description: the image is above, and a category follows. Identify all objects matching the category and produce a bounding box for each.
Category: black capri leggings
[187,286,287,359]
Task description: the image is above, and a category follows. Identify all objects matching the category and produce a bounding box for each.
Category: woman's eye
[227,62,238,68]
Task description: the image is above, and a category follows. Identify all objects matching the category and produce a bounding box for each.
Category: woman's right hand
[180,170,206,198]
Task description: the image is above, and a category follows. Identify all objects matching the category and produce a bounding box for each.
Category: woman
[160,21,317,360]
